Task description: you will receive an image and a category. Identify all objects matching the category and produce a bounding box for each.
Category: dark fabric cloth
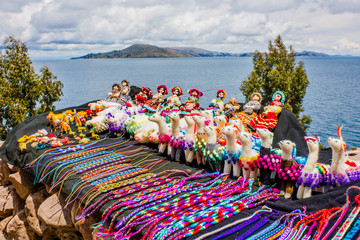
[0,99,355,240]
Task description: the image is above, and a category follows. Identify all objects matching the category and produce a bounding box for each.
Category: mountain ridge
[72,44,348,59]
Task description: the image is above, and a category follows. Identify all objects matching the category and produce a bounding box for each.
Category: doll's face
[113,85,120,91]
[229,97,237,104]
[252,94,260,102]
[122,81,127,87]
[159,88,164,94]
[174,89,179,95]
[143,90,148,95]
[218,92,224,98]
[274,94,282,102]
[191,91,198,97]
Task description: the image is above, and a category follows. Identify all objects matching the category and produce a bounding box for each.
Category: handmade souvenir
[221,125,242,178]
[107,83,121,102]
[158,86,182,116]
[148,112,172,156]
[183,116,196,165]
[118,80,131,105]
[125,113,149,137]
[297,135,331,199]
[214,115,228,129]
[278,140,302,199]
[168,112,185,162]
[208,89,226,115]
[103,110,128,137]
[237,131,260,181]
[193,115,209,166]
[204,125,225,172]
[143,85,168,112]
[182,88,203,112]
[134,121,159,144]
[248,90,284,132]
[329,126,360,186]
[135,87,152,106]
[224,97,241,119]
[256,128,280,186]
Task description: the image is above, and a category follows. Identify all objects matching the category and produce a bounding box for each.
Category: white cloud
[1,0,360,57]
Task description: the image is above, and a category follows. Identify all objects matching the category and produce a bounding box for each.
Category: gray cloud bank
[1,0,360,58]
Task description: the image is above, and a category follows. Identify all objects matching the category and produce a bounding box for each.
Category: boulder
[0,159,10,186]
[25,189,56,237]
[0,186,15,218]
[71,200,100,240]
[55,229,82,240]
[0,216,12,231]
[37,193,75,231]
[8,170,36,200]
[5,210,30,240]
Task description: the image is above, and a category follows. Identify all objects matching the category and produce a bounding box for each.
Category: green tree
[0,36,63,139]
[240,35,311,130]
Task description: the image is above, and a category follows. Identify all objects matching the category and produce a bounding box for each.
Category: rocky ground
[0,141,105,240]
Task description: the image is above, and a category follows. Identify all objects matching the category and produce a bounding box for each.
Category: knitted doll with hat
[208,89,226,115]
[237,92,262,125]
[135,87,152,106]
[118,79,132,105]
[248,91,284,132]
[182,88,203,112]
[159,86,183,116]
[224,97,241,119]
[143,85,168,112]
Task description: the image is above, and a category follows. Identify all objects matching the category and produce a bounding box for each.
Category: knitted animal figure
[104,110,128,137]
[183,116,196,165]
[229,119,246,133]
[86,115,108,133]
[329,126,360,185]
[278,140,300,199]
[149,113,171,156]
[193,115,209,166]
[237,131,260,181]
[297,136,331,199]
[134,121,159,144]
[204,126,225,172]
[214,115,228,129]
[256,128,281,186]
[221,125,242,178]
[168,112,185,162]
[125,114,149,137]
[200,109,215,126]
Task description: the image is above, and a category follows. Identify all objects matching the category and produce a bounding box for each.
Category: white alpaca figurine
[168,112,185,162]
[256,128,280,186]
[183,116,196,165]
[200,109,214,125]
[329,126,360,185]
[204,126,225,172]
[278,140,301,199]
[148,113,171,156]
[193,115,208,166]
[134,121,159,144]
[221,125,242,178]
[103,109,128,136]
[297,136,331,199]
[214,115,228,129]
[124,113,149,137]
[86,107,119,133]
[237,131,259,181]
[229,119,245,132]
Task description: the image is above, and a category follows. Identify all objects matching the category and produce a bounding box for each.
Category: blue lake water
[33,57,360,147]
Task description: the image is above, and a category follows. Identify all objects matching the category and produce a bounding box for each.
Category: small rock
[7,163,20,173]
[37,193,75,231]
[0,185,14,218]
[0,216,12,231]
[25,189,55,237]
[71,200,100,240]
[6,210,30,240]
[0,159,10,186]
[55,229,82,240]
[8,170,36,200]
[10,185,26,214]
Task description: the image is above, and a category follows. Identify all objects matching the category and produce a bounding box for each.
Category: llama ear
[232,125,241,134]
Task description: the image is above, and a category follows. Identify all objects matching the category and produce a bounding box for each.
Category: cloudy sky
[1,0,360,58]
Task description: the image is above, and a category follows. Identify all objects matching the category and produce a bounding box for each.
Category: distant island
[72,44,343,59]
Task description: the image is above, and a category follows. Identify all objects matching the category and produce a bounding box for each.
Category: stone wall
[0,141,104,240]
